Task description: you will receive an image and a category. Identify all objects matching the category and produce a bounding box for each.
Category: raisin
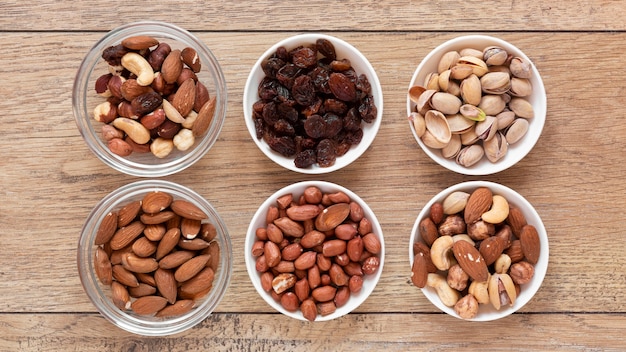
[324,113,343,138]
[316,39,337,60]
[294,149,317,168]
[359,95,377,123]
[301,97,322,118]
[274,119,295,136]
[275,46,289,62]
[262,57,286,79]
[258,78,279,101]
[254,118,264,139]
[316,139,336,167]
[323,99,348,115]
[335,141,351,157]
[277,103,298,123]
[291,75,316,107]
[304,114,326,139]
[102,44,128,66]
[309,67,331,94]
[343,107,362,131]
[277,63,301,89]
[262,101,280,126]
[329,73,357,102]
[330,59,352,72]
[291,46,318,68]
[267,134,296,156]
[131,91,162,116]
[356,74,372,97]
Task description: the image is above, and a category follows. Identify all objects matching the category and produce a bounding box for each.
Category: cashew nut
[468,276,490,304]
[494,253,512,274]
[427,273,460,307]
[112,118,151,145]
[430,235,454,271]
[173,128,195,151]
[452,234,475,246]
[481,195,509,224]
[150,137,174,158]
[488,273,517,310]
[121,52,154,86]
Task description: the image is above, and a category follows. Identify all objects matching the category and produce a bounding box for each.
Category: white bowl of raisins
[243,34,383,174]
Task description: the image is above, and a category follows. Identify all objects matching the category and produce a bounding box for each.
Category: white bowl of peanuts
[245,181,384,321]
[409,181,548,321]
[77,180,233,335]
[73,21,227,177]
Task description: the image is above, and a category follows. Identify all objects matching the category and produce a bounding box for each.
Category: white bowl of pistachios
[407,35,546,175]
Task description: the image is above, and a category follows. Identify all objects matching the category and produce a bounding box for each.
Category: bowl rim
[244,180,385,321]
[77,179,233,335]
[72,20,228,177]
[406,34,547,175]
[243,33,383,174]
[408,180,549,321]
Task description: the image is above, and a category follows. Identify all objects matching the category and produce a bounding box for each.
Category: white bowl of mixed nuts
[409,181,548,321]
[407,35,546,175]
[245,181,384,321]
[73,21,227,177]
[77,180,233,335]
[243,34,383,174]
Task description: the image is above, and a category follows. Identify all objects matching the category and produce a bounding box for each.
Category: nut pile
[409,46,535,167]
[411,187,540,319]
[252,38,378,169]
[93,191,220,318]
[93,35,216,158]
[252,186,382,321]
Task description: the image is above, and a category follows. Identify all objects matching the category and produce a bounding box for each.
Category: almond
[519,224,541,264]
[205,241,220,272]
[140,210,176,225]
[418,217,439,246]
[505,240,525,263]
[180,267,215,296]
[111,281,130,310]
[178,238,211,251]
[464,187,493,224]
[154,268,178,304]
[506,206,528,236]
[156,228,181,260]
[192,96,216,137]
[131,295,168,315]
[452,240,489,282]
[109,221,146,250]
[112,264,139,288]
[479,235,506,266]
[121,35,159,50]
[141,191,173,214]
[181,47,201,72]
[315,203,350,232]
[199,222,217,242]
[274,217,305,237]
[286,204,321,221]
[193,82,210,112]
[143,224,166,241]
[174,254,211,282]
[170,200,207,220]
[95,211,118,245]
[158,250,195,269]
[128,283,157,298]
[181,218,201,239]
[156,299,195,317]
[161,49,183,84]
[171,78,196,117]
[121,253,158,273]
[131,237,157,257]
[411,252,429,288]
[117,200,142,227]
[94,247,112,285]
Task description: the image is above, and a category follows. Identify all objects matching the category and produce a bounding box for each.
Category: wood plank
[2,1,626,32]
[0,313,625,350]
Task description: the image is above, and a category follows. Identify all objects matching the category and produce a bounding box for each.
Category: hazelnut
[447,264,469,291]
[467,220,495,241]
[454,294,479,319]
[509,261,535,285]
[438,215,466,236]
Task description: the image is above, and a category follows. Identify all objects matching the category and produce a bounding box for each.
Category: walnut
[447,264,469,291]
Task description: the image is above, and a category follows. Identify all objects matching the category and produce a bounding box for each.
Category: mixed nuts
[251,186,382,321]
[93,191,220,318]
[93,35,216,158]
[409,45,535,167]
[411,187,540,319]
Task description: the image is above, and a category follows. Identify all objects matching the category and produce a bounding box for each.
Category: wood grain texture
[1,1,626,348]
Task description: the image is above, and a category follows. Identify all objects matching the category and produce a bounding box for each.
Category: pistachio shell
[488,65,511,74]
[509,77,532,97]
[424,110,452,144]
[416,89,437,115]
[459,104,486,122]
[422,130,448,149]
[484,132,508,162]
[509,97,534,119]
[441,134,461,159]
[459,48,483,59]
[479,94,506,116]
[438,69,451,92]
[505,118,529,144]
[460,126,479,145]
[460,74,482,106]
[410,112,426,138]
[496,110,516,130]
[408,85,426,104]
[430,92,462,115]
[488,273,517,310]
[475,115,497,142]
[447,80,461,97]
[450,64,474,80]
[424,72,440,91]
[447,113,476,134]
[438,51,460,73]
[456,144,484,167]
[483,46,509,66]
[480,72,511,94]
[457,56,488,77]
[442,191,470,214]
[509,57,532,79]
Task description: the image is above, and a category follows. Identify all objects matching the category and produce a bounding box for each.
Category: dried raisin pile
[253,38,378,169]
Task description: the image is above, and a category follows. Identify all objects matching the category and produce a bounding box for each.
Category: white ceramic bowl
[245,181,385,321]
[407,35,546,175]
[409,181,548,321]
[243,34,383,174]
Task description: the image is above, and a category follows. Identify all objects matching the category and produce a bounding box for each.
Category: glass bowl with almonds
[73,21,227,177]
[77,180,232,335]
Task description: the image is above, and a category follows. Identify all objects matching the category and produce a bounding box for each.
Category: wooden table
[2,1,626,350]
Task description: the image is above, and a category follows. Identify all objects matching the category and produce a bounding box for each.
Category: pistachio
[505,118,529,144]
[422,130,448,149]
[509,97,534,119]
[460,74,482,106]
[416,89,436,115]
[460,126,479,145]
[450,64,474,80]
[483,46,509,66]
[437,69,452,92]
[430,92,462,115]
[442,191,470,214]
[457,56,488,77]
[459,104,486,122]
[483,131,508,162]
[456,144,484,167]
[447,113,476,133]
[475,115,497,141]
[480,72,511,94]
[478,94,506,116]
[408,85,426,104]
[441,134,461,159]
[424,72,440,91]
[509,77,532,97]
[459,48,483,59]
[424,110,452,145]
[509,57,532,79]
[437,51,460,73]
[495,110,516,130]
[488,273,517,310]
[409,112,426,138]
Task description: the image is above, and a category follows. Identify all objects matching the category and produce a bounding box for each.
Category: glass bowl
[73,21,227,177]
[77,180,232,335]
